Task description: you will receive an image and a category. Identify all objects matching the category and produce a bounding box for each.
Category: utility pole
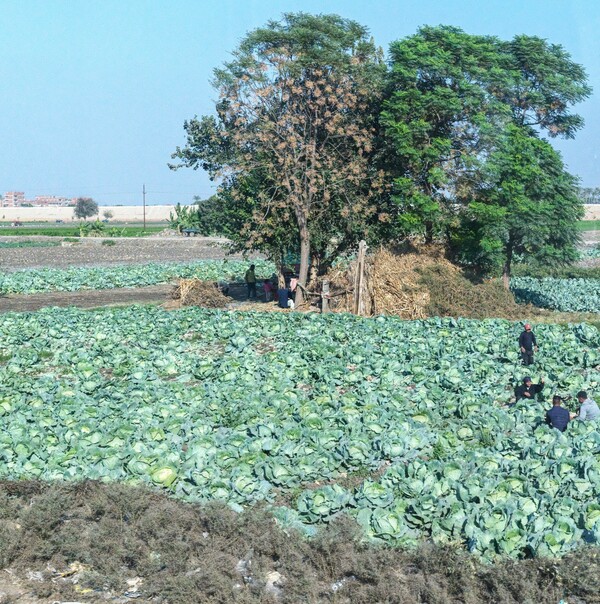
[142,184,146,230]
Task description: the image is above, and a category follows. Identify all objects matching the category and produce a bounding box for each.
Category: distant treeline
[578,187,600,204]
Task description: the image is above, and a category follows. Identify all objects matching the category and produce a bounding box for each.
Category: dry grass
[0,480,598,603]
[171,279,231,308]
[326,247,600,325]
[328,246,442,318]
[420,263,524,319]
[328,246,525,320]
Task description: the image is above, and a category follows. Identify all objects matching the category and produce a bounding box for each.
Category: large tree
[451,125,583,287]
[73,197,98,220]
[171,13,385,304]
[380,26,505,242]
[380,26,591,248]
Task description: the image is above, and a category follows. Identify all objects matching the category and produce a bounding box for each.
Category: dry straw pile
[172,279,230,308]
[328,246,521,320]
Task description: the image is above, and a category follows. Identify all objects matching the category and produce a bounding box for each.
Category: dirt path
[0,284,172,313]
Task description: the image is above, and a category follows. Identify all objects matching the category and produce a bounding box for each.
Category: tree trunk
[308,252,320,290]
[276,251,285,289]
[424,220,434,244]
[502,246,513,290]
[296,222,310,307]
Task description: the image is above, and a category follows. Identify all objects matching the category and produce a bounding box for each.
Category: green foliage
[451,125,583,278]
[513,263,600,279]
[577,188,600,205]
[0,240,61,249]
[0,259,274,294]
[2,308,600,559]
[168,203,199,232]
[79,219,106,237]
[512,277,600,312]
[0,226,163,237]
[380,25,506,240]
[577,220,600,231]
[380,25,590,267]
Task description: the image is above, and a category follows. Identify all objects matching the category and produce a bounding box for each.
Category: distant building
[32,195,73,207]
[2,192,25,207]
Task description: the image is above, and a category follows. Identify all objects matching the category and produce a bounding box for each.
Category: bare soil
[0,235,240,272]
[0,284,172,313]
[0,283,295,314]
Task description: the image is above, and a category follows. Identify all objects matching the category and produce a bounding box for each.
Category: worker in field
[245,264,257,300]
[263,278,274,302]
[518,323,538,366]
[217,280,230,296]
[514,375,544,403]
[570,390,600,421]
[545,395,570,432]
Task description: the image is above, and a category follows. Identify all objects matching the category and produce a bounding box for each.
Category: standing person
[514,375,544,403]
[245,264,257,300]
[518,323,538,366]
[270,272,279,290]
[263,279,274,302]
[545,396,570,432]
[571,391,600,421]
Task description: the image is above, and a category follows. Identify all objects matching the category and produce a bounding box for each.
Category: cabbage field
[2,307,600,560]
[0,259,274,294]
[512,277,600,313]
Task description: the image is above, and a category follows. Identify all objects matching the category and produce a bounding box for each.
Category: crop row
[2,308,600,558]
[0,259,274,294]
[511,277,600,313]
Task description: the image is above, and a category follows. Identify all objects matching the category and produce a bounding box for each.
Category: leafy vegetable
[2,307,600,559]
[0,259,274,294]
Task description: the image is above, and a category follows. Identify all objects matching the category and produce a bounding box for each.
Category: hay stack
[172,279,230,308]
[327,245,522,320]
[328,246,458,319]
[367,248,458,318]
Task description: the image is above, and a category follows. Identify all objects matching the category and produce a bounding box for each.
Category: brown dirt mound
[172,278,231,308]
[328,246,522,320]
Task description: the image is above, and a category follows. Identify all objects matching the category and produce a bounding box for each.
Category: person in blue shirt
[545,395,570,432]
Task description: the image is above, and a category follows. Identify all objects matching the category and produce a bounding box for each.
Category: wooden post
[322,280,330,314]
[353,240,367,316]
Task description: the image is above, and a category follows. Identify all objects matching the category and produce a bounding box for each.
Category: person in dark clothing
[545,395,570,432]
[518,323,538,365]
[514,375,544,403]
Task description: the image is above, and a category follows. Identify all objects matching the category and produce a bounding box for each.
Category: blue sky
[1,0,598,205]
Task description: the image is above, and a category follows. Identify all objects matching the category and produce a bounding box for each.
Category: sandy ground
[0,204,174,223]
[0,235,241,271]
[583,205,600,220]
